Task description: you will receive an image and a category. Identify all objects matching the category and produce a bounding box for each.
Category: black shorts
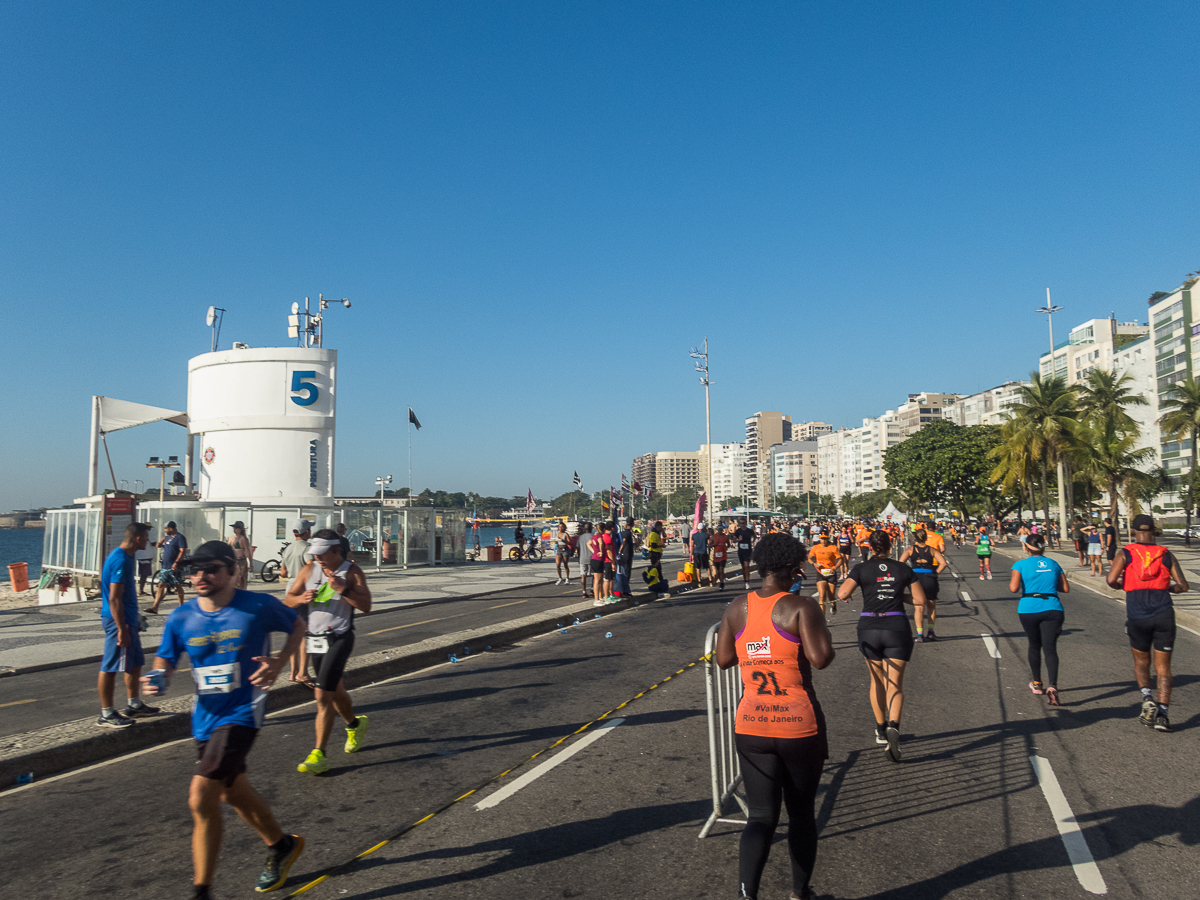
[814,573,837,585]
[603,562,614,579]
[858,626,914,661]
[712,556,727,568]
[1126,610,1176,653]
[196,723,257,787]
[694,553,710,569]
[914,573,939,600]
[1106,544,1118,561]
[137,559,151,578]
[737,550,752,564]
[588,559,603,574]
[309,629,355,691]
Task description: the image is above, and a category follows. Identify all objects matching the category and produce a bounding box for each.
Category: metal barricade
[699,622,749,838]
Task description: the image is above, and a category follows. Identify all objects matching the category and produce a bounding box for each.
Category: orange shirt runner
[734,592,821,738]
[808,543,843,576]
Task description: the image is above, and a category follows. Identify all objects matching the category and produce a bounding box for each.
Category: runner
[974,526,994,580]
[286,530,373,774]
[710,523,730,590]
[96,522,158,728]
[855,521,872,563]
[838,530,926,761]
[714,533,833,900]
[142,541,306,898]
[1106,514,1188,733]
[899,528,947,643]
[691,524,711,588]
[837,526,854,568]
[807,531,843,618]
[1009,533,1069,705]
[733,518,756,585]
[554,522,571,585]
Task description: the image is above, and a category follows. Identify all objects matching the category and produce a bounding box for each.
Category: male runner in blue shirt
[143,541,305,898]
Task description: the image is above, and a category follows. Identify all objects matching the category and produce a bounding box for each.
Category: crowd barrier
[699,622,749,838]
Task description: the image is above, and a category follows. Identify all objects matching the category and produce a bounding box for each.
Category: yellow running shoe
[344,714,369,753]
[297,749,328,775]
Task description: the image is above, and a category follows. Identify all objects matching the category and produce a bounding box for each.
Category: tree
[811,494,838,516]
[840,489,902,518]
[724,496,745,509]
[774,493,811,515]
[1001,374,1077,530]
[1159,377,1200,546]
[883,420,1009,522]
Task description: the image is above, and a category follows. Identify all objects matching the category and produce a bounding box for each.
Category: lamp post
[1037,289,1069,543]
[375,474,393,502]
[690,338,713,525]
[146,456,180,503]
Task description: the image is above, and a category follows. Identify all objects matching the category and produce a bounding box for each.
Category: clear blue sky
[2,1,1197,512]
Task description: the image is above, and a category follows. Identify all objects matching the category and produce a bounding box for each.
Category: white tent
[880,501,908,524]
[88,396,190,496]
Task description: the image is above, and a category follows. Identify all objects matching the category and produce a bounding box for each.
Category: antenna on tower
[206,307,226,352]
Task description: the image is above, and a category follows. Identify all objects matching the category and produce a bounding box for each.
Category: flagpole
[407,415,412,500]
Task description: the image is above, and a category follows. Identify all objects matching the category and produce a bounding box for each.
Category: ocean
[1,528,45,580]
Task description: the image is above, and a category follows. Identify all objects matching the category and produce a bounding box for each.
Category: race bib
[820,568,834,577]
[306,635,330,654]
[193,662,240,695]
[714,551,725,560]
[738,543,750,550]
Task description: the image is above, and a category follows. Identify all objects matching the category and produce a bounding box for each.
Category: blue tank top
[1012,555,1064,614]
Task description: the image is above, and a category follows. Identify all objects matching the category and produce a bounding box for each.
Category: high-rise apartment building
[953,382,1029,427]
[631,453,658,495]
[744,411,792,507]
[789,421,834,442]
[653,451,701,494]
[699,442,748,509]
[894,392,961,438]
[769,441,819,502]
[1145,279,1200,509]
[1038,317,1149,386]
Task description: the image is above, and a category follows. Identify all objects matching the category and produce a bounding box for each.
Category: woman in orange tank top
[717,533,834,900]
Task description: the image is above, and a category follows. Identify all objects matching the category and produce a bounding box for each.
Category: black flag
[408,407,422,430]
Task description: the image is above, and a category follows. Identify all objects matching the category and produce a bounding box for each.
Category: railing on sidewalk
[699,622,749,838]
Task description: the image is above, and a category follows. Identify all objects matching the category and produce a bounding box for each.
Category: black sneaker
[193,885,212,900]
[96,710,136,729]
[925,630,937,642]
[123,702,161,718]
[255,834,304,892]
[1154,714,1172,733]
[885,722,902,762]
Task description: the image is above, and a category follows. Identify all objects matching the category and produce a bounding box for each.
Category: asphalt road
[1,543,1195,899]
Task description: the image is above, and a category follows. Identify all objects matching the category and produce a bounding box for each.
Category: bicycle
[259,541,290,582]
[508,542,542,561]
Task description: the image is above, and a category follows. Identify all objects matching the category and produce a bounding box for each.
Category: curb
[0,581,703,790]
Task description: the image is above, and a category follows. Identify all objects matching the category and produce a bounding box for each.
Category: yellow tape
[284,651,708,897]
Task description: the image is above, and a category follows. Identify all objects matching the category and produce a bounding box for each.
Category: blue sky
[2,1,1198,511]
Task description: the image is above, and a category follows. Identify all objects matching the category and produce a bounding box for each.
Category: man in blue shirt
[143,541,305,899]
[149,520,188,614]
[96,521,156,729]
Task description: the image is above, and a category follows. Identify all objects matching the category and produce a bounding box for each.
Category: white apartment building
[699,442,748,509]
[653,451,701,494]
[817,413,903,502]
[894,392,960,438]
[954,381,1029,427]
[790,421,834,442]
[769,441,819,502]
[1111,334,1159,469]
[744,411,792,507]
[1039,317,1150,386]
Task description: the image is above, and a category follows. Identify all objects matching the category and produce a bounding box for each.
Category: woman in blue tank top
[1008,533,1070,705]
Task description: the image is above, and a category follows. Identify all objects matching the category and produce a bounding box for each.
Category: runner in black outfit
[899,529,947,643]
[838,530,926,761]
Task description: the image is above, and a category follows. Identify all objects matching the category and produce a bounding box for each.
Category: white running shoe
[592,599,605,607]
[986,571,993,580]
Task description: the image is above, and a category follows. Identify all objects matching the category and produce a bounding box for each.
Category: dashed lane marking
[367,617,444,636]
[961,590,972,603]
[283,653,710,897]
[981,633,1001,658]
[486,600,528,610]
[1029,755,1107,894]
[0,698,37,709]
[474,717,626,810]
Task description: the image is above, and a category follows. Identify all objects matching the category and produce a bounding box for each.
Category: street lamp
[1036,289,1063,366]
[690,338,713,525]
[1037,289,1069,545]
[375,475,393,502]
[146,456,180,503]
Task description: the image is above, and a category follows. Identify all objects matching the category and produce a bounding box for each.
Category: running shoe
[885,722,901,762]
[874,724,887,745]
[1046,686,1060,706]
[986,571,993,580]
[297,749,328,775]
[925,630,937,642]
[592,599,605,607]
[1154,714,1172,733]
[193,886,212,900]
[979,575,985,581]
[1029,681,1045,695]
[1138,699,1158,728]
[914,633,925,643]
[344,715,369,753]
[123,702,161,718]
[605,598,619,604]
[95,710,136,729]
[255,833,304,892]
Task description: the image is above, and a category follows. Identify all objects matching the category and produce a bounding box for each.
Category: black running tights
[734,732,826,899]
[1019,609,1065,686]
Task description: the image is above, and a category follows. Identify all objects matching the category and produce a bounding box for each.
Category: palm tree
[989,423,1038,521]
[1002,373,1077,534]
[1079,419,1154,531]
[1158,378,1200,546]
[1075,369,1149,435]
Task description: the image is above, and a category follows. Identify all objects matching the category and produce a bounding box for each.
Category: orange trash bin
[8,562,29,592]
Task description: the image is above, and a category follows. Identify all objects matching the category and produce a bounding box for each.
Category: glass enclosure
[42,508,103,574]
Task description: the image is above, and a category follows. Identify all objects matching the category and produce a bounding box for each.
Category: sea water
[0,529,45,580]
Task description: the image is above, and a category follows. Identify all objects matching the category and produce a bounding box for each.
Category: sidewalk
[991,536,1200,633]
[0,556,578,675]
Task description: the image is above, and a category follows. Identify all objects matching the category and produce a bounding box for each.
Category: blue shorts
[101,616,146,672]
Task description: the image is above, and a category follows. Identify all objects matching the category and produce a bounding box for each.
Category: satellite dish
[291,302,299,315]
[206,306,217,327]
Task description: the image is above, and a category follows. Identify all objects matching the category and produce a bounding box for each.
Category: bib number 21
[751,671,788,696]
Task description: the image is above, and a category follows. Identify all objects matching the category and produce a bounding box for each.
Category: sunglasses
[188,563,227,576]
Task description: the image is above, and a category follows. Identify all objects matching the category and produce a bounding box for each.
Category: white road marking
[0,737,191,799]
[1029,755,1108,894]
[960,590,972,603]
[475,717,625,810]
[981,634,1001,658]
